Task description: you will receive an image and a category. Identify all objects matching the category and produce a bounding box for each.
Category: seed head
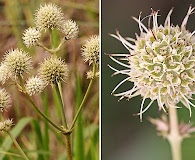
[81,35,99,65]
[60,20,79,40]
[23,27,41,48]
[34,3,64,31]
[25,76,46,96]
[109,7,195,120]
[38,56,69,85]
[0,88,11,112]
[0,119,13,132]
[3,48,33,80]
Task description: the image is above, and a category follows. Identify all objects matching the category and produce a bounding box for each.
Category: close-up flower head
[0,88,11,112]
[109,7,195,121]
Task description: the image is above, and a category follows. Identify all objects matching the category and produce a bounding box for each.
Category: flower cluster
[38,56,69,85]
[0,48,32,82]
[109,7,195,120]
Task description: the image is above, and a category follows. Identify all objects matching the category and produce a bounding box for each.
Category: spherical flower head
[81,35,99,65]
[25,76,46,96]
[60,20,79,40]
[3,48,33,80]
[22,27,41,48]
[109,7,195,120]
[0,88,11,112]
[0,63,11,84]
[0,119,13,132]
[34,3,64,31]
[38,56,69,85]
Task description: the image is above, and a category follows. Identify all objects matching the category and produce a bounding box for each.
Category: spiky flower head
[38,56,69,85]
[0,88,11,112]
[60,20,79,40]
[25,76,46,96]
[34,3,64,31]
[0,119,13,132]
[81,35,99,65]
[22,27,41,48]
[109,7,195,121]
[86,70,99,79]
[3,48,33,80]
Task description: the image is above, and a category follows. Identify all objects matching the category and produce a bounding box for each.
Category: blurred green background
[102,0,195,160]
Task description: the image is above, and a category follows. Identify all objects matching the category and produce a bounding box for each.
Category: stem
[65,133,72,160]
[7,131,30,160]
[26,94,64,133]
[167,106,182,160]
[55,82,67,128]
[69,64,96,131]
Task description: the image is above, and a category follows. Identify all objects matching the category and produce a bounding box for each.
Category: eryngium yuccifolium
[0,119,13,132]
[25,76,46,96]
[38,56,69,85]
[60,20,79,40]
[3,48,33,80]
[109,7,195,121]
[22,27,41,48]
[34,3,64,31]
[81,35,99,65]
[0,88,11,112]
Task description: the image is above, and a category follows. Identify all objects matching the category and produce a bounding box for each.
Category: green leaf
[0,117,32,160]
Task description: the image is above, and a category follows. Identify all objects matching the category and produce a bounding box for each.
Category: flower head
[81,35,99,65]
[0,119,13,132]
[3,48,33,80]
[22,27,41,48]
[0,88,11,112]
[34,3,64,31]
[38,56,69,85]
[60,20,79,40]
[0,63,11,84]
[109,7,195,121]
[25,76,46,96]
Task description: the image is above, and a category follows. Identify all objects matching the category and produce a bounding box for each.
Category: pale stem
[64,133,72,160]
[167,106,182,160]
[69,64,96,131]
[7,131,30,160]
[55,82,67,128]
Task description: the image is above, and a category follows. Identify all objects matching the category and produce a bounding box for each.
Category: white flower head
[3,48,33,80]
[25,76,46,96]
[0,88,11,112]
[34,3,64,31]
[0,63,11,84]
[0,119,13,132]
[23,27,41,48]
[81,35,99,65]
[109,7,195,121]
[60,20,79,40]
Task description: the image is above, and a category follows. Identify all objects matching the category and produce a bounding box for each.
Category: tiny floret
[34,3,64,31]
[81,35,99,65]
[0,88,11,112]
[38,56,69,85]
[25,76,46,96]
[3,48,33,80]
[60,20,79,40]
[109,7,195,120]
[23,27,41,48]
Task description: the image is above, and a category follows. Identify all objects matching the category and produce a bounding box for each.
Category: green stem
[7,131,30,160]
[69,64,96,131]
[167,106,182,160]
[55,82,67,128]
[26,94,64,133]
[64,133,72,160]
